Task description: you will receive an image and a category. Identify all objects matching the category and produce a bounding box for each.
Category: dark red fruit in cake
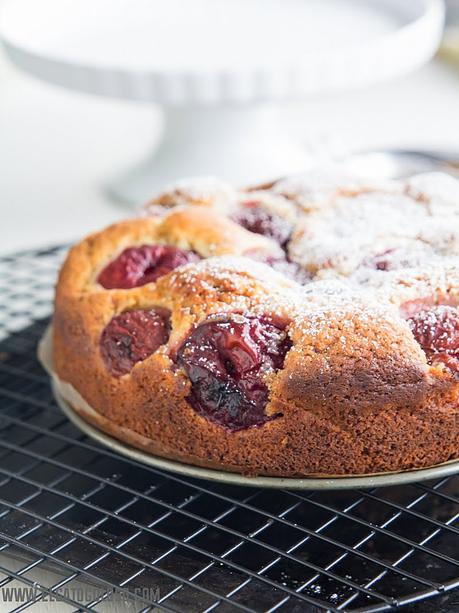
[406,305,459,374]
[176,314,291,430]
[100,308,171,376]
[364,248,424,272]
[366,248,396,271]
[232,201,292,247]
[98,245,200,289]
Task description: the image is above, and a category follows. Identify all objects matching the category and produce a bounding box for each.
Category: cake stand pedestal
[107,106,313,203]
[0,0,445,203]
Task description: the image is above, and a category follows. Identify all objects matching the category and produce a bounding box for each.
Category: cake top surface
[61,165,459,352]
[145,167,459,291]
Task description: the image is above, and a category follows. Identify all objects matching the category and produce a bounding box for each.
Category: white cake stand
[0,0,445,203]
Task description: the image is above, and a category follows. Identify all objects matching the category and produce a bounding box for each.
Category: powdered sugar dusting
[131,168,459,341]
[165,255,302,315]
[405,172,459,211]
[158,176,235,202]
[281,278,408,367]
[144,178,297,234]
[357,257,459,306]
[238,190,297,224]
[288,181,459,277]
[272,164,397,210]
[143,176,237,216]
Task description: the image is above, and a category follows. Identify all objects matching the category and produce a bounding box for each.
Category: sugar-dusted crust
[53,170,459,476]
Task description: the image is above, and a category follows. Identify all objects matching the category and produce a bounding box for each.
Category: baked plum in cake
[52,168,459,476]
[97,245,200,289]
[176,313,292,430]
[407,305,459,373]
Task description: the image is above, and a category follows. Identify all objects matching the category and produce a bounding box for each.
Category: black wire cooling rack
[0,245,458,613]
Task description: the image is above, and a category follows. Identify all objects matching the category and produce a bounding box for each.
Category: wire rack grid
[0,245,458,613]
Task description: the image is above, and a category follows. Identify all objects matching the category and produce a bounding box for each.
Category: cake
[52,168,459,476]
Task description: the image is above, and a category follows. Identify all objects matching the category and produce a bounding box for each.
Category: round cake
[52,167,459,476]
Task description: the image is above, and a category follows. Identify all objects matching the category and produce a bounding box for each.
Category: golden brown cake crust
[53,173,459,477]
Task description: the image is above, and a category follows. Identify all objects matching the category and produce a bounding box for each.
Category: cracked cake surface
[52,167,459,476]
